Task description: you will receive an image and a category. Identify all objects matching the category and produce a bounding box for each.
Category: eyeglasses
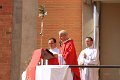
[48,43,54,44]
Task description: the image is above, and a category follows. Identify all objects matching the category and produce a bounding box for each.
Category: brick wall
[0,0,82,79]
[0,0,12,80]
[37,0,82,55]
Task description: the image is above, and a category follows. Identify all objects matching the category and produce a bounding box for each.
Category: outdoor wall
[11,0,22,80]
[20,0,38,78]
[11,0,38,79]
[0,0,82,80]
[82,2,94,49]
[100,3,120,80]
[37,0,82,56]
[0,0,12,80]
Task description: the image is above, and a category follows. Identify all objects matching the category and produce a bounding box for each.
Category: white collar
[87,46,93,49]
[63,38,72,43]
[50,47,58,50]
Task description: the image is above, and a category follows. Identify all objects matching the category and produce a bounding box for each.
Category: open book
[41,49,55,59]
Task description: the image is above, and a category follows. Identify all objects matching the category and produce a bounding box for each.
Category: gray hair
[59,30,68,36]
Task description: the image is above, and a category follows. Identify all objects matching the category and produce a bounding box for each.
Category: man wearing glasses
[59,30,80,80]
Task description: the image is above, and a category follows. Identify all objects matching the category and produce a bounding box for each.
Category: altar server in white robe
[78,37,99,80]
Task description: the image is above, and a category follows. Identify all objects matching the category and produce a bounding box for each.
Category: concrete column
[11,0,38,80]
[82,2,94,48]
[20,0,38,76]
[11,0,22,80]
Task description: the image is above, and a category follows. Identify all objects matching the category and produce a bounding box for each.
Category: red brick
[0,0,12,80]
[37,0,82,56]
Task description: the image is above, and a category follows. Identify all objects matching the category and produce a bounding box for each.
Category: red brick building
[0,0,82,80]
[37,0,82,53]
[0,0,12,80]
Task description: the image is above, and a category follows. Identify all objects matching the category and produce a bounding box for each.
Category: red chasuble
[25,48,59,80]
[60,39,80,80]
[26,49,42,80]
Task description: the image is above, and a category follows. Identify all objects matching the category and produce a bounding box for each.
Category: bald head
[59,30,69,42]
[59,30,68,36]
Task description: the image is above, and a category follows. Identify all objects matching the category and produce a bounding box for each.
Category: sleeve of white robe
[78,50,84,65]
[84,49,99,65]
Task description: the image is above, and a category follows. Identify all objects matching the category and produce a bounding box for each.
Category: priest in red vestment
[59,30,81,80]
[25,49,42,80]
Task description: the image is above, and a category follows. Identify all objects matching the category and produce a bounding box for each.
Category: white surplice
[78,47,99,80]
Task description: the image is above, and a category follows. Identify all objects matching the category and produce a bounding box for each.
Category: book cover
[41,49,55,59]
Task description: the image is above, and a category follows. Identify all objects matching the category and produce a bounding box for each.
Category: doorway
[100,3,120,80]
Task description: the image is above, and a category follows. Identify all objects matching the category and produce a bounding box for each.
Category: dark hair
[86,37,93,41]
[48,38,56,43]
